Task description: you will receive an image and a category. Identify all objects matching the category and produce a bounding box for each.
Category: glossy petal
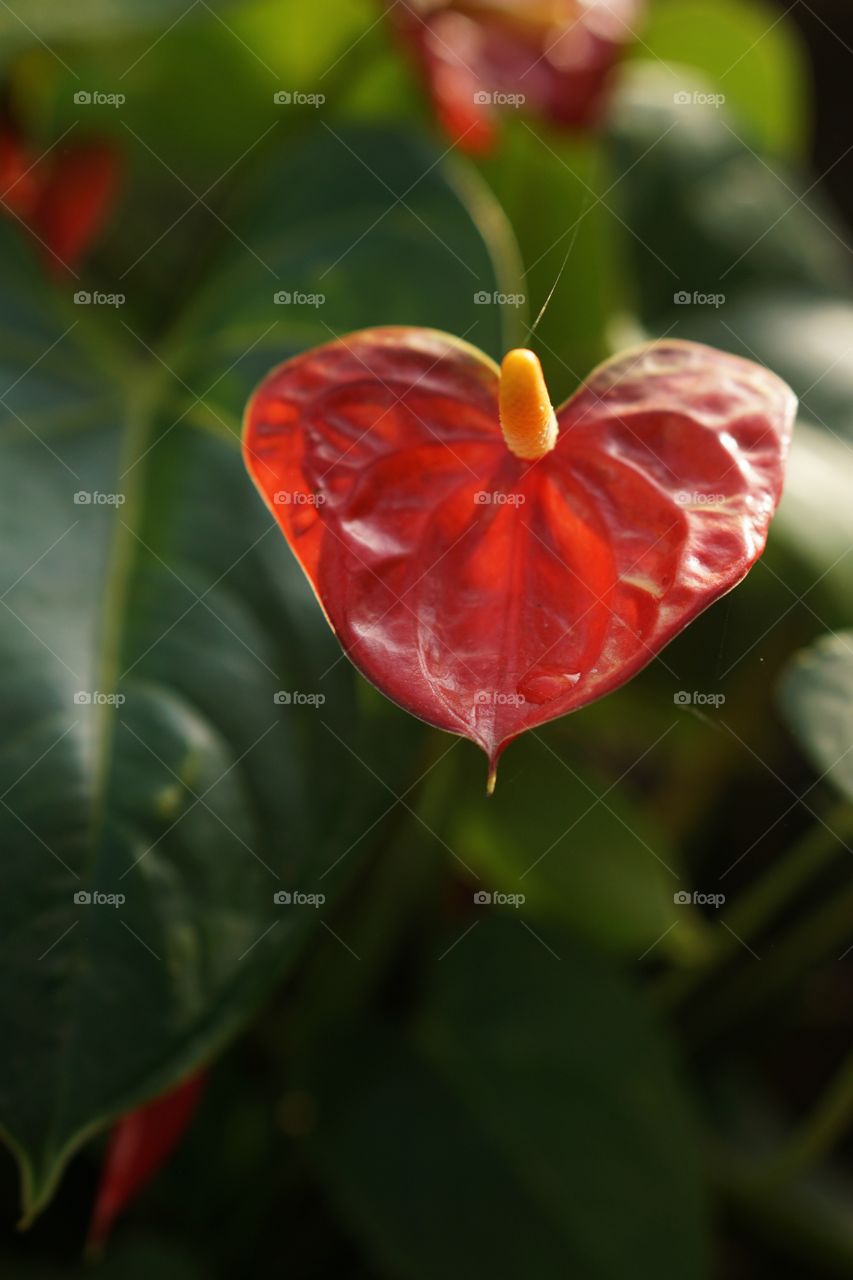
[87,1072,205,1253]
[388,0,644,151]
[244,329,795,778]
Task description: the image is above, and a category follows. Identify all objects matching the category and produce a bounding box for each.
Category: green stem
[658,804,853,1009]
[692,868,853,1044]
[724,812,850,940]
[716,1146,853,1276]
[759,1049,853,1189]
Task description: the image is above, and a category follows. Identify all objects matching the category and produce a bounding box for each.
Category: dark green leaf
[0,125,522,1218]
[308,920,709,1280]
[607,65,848,324]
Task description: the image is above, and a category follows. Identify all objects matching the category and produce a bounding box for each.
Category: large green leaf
[635,0,810,159]
[0,0,231,45]
[0,125,521,1218]
[307,920,709,1279]
[0,0,373,53]
[780,632,853,804]
[607,62,853,585]
[607,65,849,332]
[18,0,377,168]
[0,1238,205,1280]
[682,291,853,444]
[13,0,475,335]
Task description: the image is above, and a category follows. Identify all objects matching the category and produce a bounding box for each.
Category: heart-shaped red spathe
[243,328,795,781]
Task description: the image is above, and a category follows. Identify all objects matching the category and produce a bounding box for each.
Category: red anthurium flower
[0,118,120,272]
[244,329,795,788]
[30,140,120,274]
[386,0,644,152]
[87,1072,205,1254]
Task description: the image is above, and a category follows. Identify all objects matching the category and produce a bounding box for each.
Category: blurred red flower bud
[386,0,645,152]
[0,114,120,273]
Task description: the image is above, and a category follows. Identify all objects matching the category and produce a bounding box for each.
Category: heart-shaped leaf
[244,330,795,780]
[0,125,519,1218]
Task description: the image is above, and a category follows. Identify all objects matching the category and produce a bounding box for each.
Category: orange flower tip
[499,348,558,461]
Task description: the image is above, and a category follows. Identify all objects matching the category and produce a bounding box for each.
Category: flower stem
[715,1144,853,1274]
[657,804,853,1010]
[758,1049,853,1189]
